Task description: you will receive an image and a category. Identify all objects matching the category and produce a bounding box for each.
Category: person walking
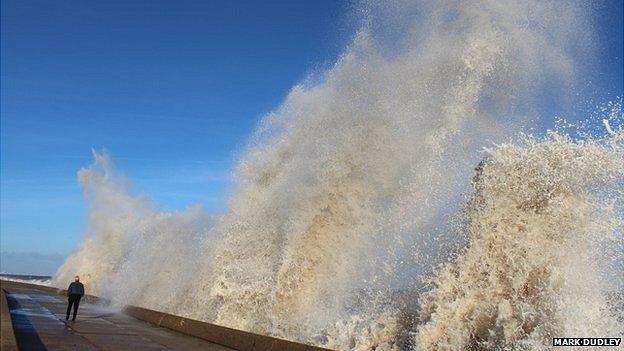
[66,275,85,321]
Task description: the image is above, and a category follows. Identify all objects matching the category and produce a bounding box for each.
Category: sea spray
[52,1,617,350]
[55,151,216,312]
[416,110,624,350]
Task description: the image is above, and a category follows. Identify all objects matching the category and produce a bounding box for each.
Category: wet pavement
[3,285,234,351]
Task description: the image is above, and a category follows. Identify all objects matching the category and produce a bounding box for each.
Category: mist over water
[54,1,623,350]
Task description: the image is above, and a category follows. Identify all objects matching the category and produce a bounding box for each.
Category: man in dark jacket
[66,275,85,321]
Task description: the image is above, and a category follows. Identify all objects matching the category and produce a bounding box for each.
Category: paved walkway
[3,284,233,351]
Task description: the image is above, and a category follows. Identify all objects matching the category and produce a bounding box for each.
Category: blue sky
[1,0,622,274]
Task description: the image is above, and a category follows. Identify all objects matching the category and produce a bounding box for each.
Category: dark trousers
[66,294,82,321]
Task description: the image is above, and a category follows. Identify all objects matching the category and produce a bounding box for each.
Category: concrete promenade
[1,280,331,351]
[1,280,233,351]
